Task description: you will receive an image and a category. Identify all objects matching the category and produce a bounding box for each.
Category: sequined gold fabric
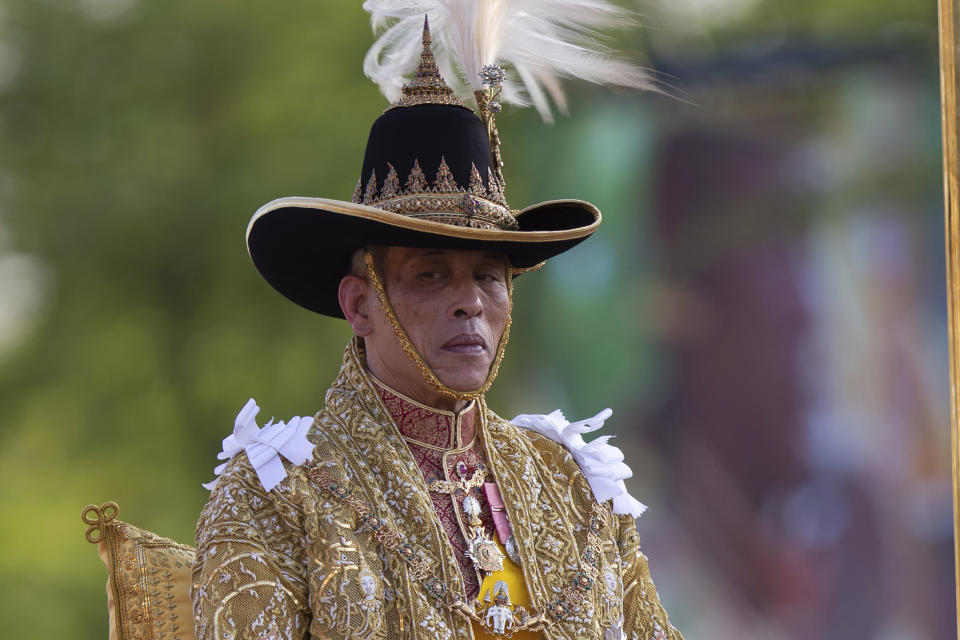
[82,502,198,640]
[191,340,683,640]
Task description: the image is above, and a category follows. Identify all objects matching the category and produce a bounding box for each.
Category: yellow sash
[470,540,541,640]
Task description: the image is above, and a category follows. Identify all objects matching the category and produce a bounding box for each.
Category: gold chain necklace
[305,462,608,638]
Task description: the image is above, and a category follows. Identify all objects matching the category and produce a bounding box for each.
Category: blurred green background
[0,0,951,638]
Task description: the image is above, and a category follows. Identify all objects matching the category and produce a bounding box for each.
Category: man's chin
[432,366,491,393]
[436,377,488,393]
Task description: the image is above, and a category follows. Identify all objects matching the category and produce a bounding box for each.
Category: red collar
[371,377,477,449]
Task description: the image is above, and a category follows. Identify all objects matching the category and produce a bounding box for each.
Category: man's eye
[418,271,442,281]
[476,273,501,283]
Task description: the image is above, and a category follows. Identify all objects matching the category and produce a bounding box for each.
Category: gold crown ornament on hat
[390,17,463,109]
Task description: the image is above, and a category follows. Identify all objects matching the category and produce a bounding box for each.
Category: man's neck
[364,349,471,412]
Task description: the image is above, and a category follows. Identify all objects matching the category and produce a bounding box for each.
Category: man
[338,247,510,411]
[191,14,682,640]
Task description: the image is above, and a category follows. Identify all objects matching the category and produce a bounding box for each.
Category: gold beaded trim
[363,250,513,402]
[385,196,515,231]
[353,160,514,230]
[305,459,610,636]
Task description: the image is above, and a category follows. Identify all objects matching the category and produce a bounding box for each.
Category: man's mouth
[442,333,488,354]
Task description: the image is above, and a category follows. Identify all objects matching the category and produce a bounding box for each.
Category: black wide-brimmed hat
[246,22,600,318]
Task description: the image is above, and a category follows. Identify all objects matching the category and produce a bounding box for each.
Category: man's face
[366,247,510,394]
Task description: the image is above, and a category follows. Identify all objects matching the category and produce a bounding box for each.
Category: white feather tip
[361,0,656,121]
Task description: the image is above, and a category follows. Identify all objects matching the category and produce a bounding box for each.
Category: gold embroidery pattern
[405,159,428,193]
[363,170,378,206]
[305,466,433,581]
[190,466,312,640]
[191,340,683,640]
[434,158,458,193]
[382,194,514,231]
[616,514,681,640]
[354,157,515,231]
[469,164,486,197]
[380,164,400,199]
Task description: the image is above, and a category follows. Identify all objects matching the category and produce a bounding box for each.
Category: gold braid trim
[511,261,545,276]
[82,501,119,544]
[362,250,513,402]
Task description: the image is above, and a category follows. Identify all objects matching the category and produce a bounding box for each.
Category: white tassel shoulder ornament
[203,399,315,493]
[511,408,648,518]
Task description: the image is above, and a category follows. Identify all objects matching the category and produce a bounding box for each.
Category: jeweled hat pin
[246,4,656,318]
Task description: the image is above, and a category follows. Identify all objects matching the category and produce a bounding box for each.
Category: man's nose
[451,279,483,318]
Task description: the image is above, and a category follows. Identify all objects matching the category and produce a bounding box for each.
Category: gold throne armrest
[82,502,198,640]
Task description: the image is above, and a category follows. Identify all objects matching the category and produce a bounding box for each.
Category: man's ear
[338,275,374,336]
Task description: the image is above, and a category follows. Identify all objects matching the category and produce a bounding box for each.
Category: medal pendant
[466,528,505,573]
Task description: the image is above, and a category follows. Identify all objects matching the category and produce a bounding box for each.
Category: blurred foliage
[0,0,941,637]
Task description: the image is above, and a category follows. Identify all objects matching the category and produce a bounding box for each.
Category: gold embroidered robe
[191,341,683,640]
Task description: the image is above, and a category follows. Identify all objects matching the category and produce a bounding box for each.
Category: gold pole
[938,0,960,634]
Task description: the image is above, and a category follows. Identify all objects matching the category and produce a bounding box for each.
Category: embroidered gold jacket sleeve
[191,346,682,640]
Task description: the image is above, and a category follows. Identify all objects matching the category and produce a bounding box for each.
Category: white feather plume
[361,0,656,122]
